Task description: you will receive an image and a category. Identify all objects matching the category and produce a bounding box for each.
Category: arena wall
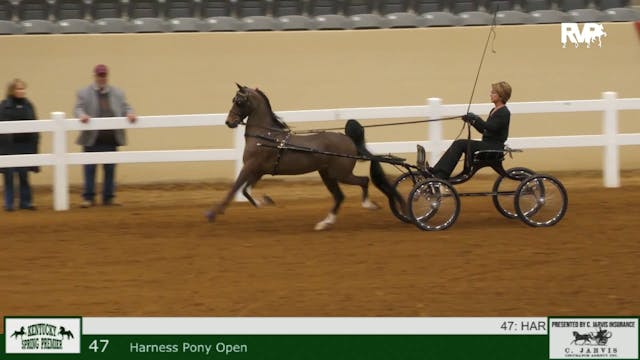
[2,23,639,185]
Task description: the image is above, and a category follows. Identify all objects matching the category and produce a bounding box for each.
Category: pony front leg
[206,166,252,222]
[242,175,274,208]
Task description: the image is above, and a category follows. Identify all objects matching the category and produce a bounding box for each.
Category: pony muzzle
[225,116,242,128]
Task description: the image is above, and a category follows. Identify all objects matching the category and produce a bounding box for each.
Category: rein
[294,115,463,133]
[239,115,464,135]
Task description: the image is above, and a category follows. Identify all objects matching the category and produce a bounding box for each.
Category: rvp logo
[561,23,607,48]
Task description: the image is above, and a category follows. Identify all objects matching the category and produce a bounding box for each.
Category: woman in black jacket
[0,79,40,211]
[430,81,512,180]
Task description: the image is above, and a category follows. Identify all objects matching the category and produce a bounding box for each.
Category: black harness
[272,132,291,174]
[245,131,292,175]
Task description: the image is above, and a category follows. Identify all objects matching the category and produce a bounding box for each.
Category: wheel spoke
[390,172,425,223]
[492,167,535,219]
[516,175,568,227]
[409,179,459,231]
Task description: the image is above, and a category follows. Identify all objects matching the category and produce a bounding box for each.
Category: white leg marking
[361,197,379,210]
[314,213,337,231]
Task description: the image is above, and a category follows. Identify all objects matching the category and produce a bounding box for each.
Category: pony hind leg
[339,173,379,210]
[315,171,345,231]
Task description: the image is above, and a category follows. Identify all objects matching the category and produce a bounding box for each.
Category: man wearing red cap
[75,64,137,208]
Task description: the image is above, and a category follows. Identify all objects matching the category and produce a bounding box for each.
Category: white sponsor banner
[550,318,638,359]
[5,317,81,354]
[83,317,548,335]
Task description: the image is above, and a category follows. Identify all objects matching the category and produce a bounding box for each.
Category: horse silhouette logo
[569,327,614,346]
[561,23,607,48]
[571,331,592,345]
[5,317,82,354]
[10,326,26,339]
[585,24,607,48]
[59,327,74,339]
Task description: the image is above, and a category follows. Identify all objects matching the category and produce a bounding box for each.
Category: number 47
[89,339,110,352]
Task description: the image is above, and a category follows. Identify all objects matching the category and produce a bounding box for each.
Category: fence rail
[1,91,639,211]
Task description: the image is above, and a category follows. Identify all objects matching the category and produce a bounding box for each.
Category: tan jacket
[74,84,134,147]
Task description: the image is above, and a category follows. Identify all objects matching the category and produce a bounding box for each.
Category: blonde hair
[6,78,26,98]
[492,81,512,104]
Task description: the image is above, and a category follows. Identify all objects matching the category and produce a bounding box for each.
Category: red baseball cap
[94,64,108,75]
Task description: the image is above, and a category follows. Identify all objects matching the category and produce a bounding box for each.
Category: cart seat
[448,146,523,185]
[473,146,521,163]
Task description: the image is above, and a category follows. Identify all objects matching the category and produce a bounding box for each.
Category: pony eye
[233,95,247,106]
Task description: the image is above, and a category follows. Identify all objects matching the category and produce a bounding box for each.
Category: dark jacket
[470,106,510,145]
[0,96,40,172]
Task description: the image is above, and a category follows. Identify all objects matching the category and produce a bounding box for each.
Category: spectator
[75,64,136,208]
[0,78,40,211]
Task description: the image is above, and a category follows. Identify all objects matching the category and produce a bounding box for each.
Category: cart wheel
[492,167,535,219]
[390,171,425,223]
[409,178,460,231]
[515,174,568,227]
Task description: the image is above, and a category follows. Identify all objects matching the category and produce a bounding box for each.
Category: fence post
[427,98,444,165]
[233,127,247,202]
[602,91,620,188]
[52,112,69,210]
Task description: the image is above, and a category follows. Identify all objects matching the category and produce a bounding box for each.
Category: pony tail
[345,119,366,150]
[345,119,405,213]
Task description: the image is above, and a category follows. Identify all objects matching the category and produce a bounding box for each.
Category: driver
[429,81,512,180]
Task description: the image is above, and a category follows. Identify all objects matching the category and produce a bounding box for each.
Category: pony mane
[254,88,289,130]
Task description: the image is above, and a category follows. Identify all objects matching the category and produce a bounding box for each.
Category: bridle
[228,93,251,127]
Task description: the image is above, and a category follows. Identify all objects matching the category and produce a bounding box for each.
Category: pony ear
[236,83,243,90]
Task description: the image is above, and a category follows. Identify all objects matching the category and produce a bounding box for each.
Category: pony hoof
[362,199,380,210]
[314,221,333,231]
[205,211,216,222]
[262,195,275,206]
[315,213,336,230]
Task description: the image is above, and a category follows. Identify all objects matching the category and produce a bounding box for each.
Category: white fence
[1,91,639,211]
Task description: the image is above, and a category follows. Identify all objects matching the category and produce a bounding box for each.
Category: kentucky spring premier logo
[5,317,81,354]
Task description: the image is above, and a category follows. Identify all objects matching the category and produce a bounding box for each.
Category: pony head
[226,83,252,128]
[225,84,288,130]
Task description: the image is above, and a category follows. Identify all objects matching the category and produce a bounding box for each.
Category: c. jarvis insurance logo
[549,318,638,359]
[5,317,81,354]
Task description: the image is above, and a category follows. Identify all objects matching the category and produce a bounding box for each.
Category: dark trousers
[3,168,32,210]
[83,144,118,203]
[433,139,501,179]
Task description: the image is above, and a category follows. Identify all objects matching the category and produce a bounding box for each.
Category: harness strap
[272,132,292,174]
[245,132,292,175]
